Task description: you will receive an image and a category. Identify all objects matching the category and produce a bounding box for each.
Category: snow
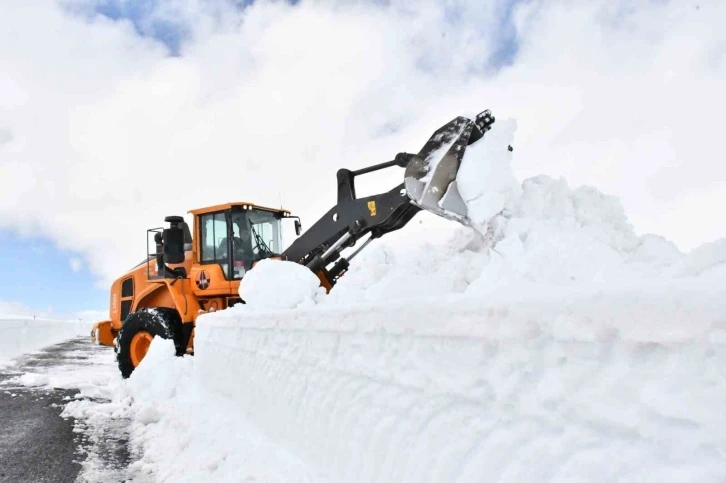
[186,115,725,482]
[239,258,325,309]
[675,238,726,279]
[122,339,327,482]
[16,372,50,387]
[456,118,520,228]
[324,118,726,304]
[197,287,726,483]
[2,338,328,482]
[5,114,726,481]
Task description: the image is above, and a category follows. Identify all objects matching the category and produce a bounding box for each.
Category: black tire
[116,307,183,378]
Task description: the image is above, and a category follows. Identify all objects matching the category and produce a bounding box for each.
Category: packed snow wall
[0,317,88,364]
[195,285,726,483]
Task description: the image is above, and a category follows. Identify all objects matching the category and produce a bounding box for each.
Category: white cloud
[1,0,725,289]
[69,257,83,272]
[0,300,55,319]
[0,299,105,322]
[73,308,108,323]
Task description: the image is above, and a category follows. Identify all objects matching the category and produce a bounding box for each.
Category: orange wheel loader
[91,110,498,377]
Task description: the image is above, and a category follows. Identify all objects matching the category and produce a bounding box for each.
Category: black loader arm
[281,153,422,288]
[281,109,497,290]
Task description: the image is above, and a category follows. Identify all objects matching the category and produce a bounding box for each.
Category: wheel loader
[91,110,497,377]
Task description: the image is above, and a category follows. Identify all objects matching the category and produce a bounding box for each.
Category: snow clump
[17,372,50,387]
[238,259,326,309]
[456,117,521,229]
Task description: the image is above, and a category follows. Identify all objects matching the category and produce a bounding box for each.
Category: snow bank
[196,286,726,483]
[45,337,329,483]
[122,339,327,482]
[0,317,88,365]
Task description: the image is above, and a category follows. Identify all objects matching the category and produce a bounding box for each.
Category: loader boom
[281,152,420,286]
[282,109,496,288]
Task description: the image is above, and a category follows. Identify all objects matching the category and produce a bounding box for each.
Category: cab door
[192,210,233,296]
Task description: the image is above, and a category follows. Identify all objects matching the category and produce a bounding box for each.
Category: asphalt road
[0,338,131,483]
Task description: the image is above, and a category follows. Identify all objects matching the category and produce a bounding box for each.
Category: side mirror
[294,219,302,236]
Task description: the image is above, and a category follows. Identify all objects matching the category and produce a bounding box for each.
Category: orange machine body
[91,201,293,350]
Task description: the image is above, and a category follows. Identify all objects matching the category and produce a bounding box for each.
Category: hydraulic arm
[281,109,496,288]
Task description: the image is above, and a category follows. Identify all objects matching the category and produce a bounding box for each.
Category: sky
[1,0,725,318]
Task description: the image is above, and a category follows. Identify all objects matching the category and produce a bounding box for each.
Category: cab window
[251,218,281,254]
[200,212,228,262]
[228,209,283,279]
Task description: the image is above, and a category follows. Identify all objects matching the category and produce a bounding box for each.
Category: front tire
[116,308,182,378]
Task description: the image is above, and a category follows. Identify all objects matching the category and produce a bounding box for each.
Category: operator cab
[189,202,300,281]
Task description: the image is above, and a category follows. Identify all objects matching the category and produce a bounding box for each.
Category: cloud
[0,128,12,146]
[69,257,83,272]
[73,308,109,323]
[0,299,105,322]
[1,0,725,289]
[0,300,55,319]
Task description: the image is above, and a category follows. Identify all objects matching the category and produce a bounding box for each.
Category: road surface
[0,338,131,483]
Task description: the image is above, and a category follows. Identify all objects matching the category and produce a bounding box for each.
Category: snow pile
[186,116,726,482]
[0,317,88,365]
[675,239,726,279]
[467,175,649,292]
[326,118,724,304]
[239,259,325,309]
[323,170,662,306]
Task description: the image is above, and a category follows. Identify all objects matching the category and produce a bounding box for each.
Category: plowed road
[0,338,130,483]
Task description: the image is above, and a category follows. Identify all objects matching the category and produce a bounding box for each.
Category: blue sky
[1,0,201,316]
[92,0,521,60]
[94,0,189,54]
[0,228,107,314]
[0,1,206,316]
[1,0,523,317]
[93,0,270,54]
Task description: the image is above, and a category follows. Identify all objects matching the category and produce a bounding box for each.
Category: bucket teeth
[404,110,494,226]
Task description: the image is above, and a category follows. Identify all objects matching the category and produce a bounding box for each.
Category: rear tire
[116,308,182,378]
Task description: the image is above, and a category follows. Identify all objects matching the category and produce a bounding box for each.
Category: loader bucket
[404,110,495,226]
